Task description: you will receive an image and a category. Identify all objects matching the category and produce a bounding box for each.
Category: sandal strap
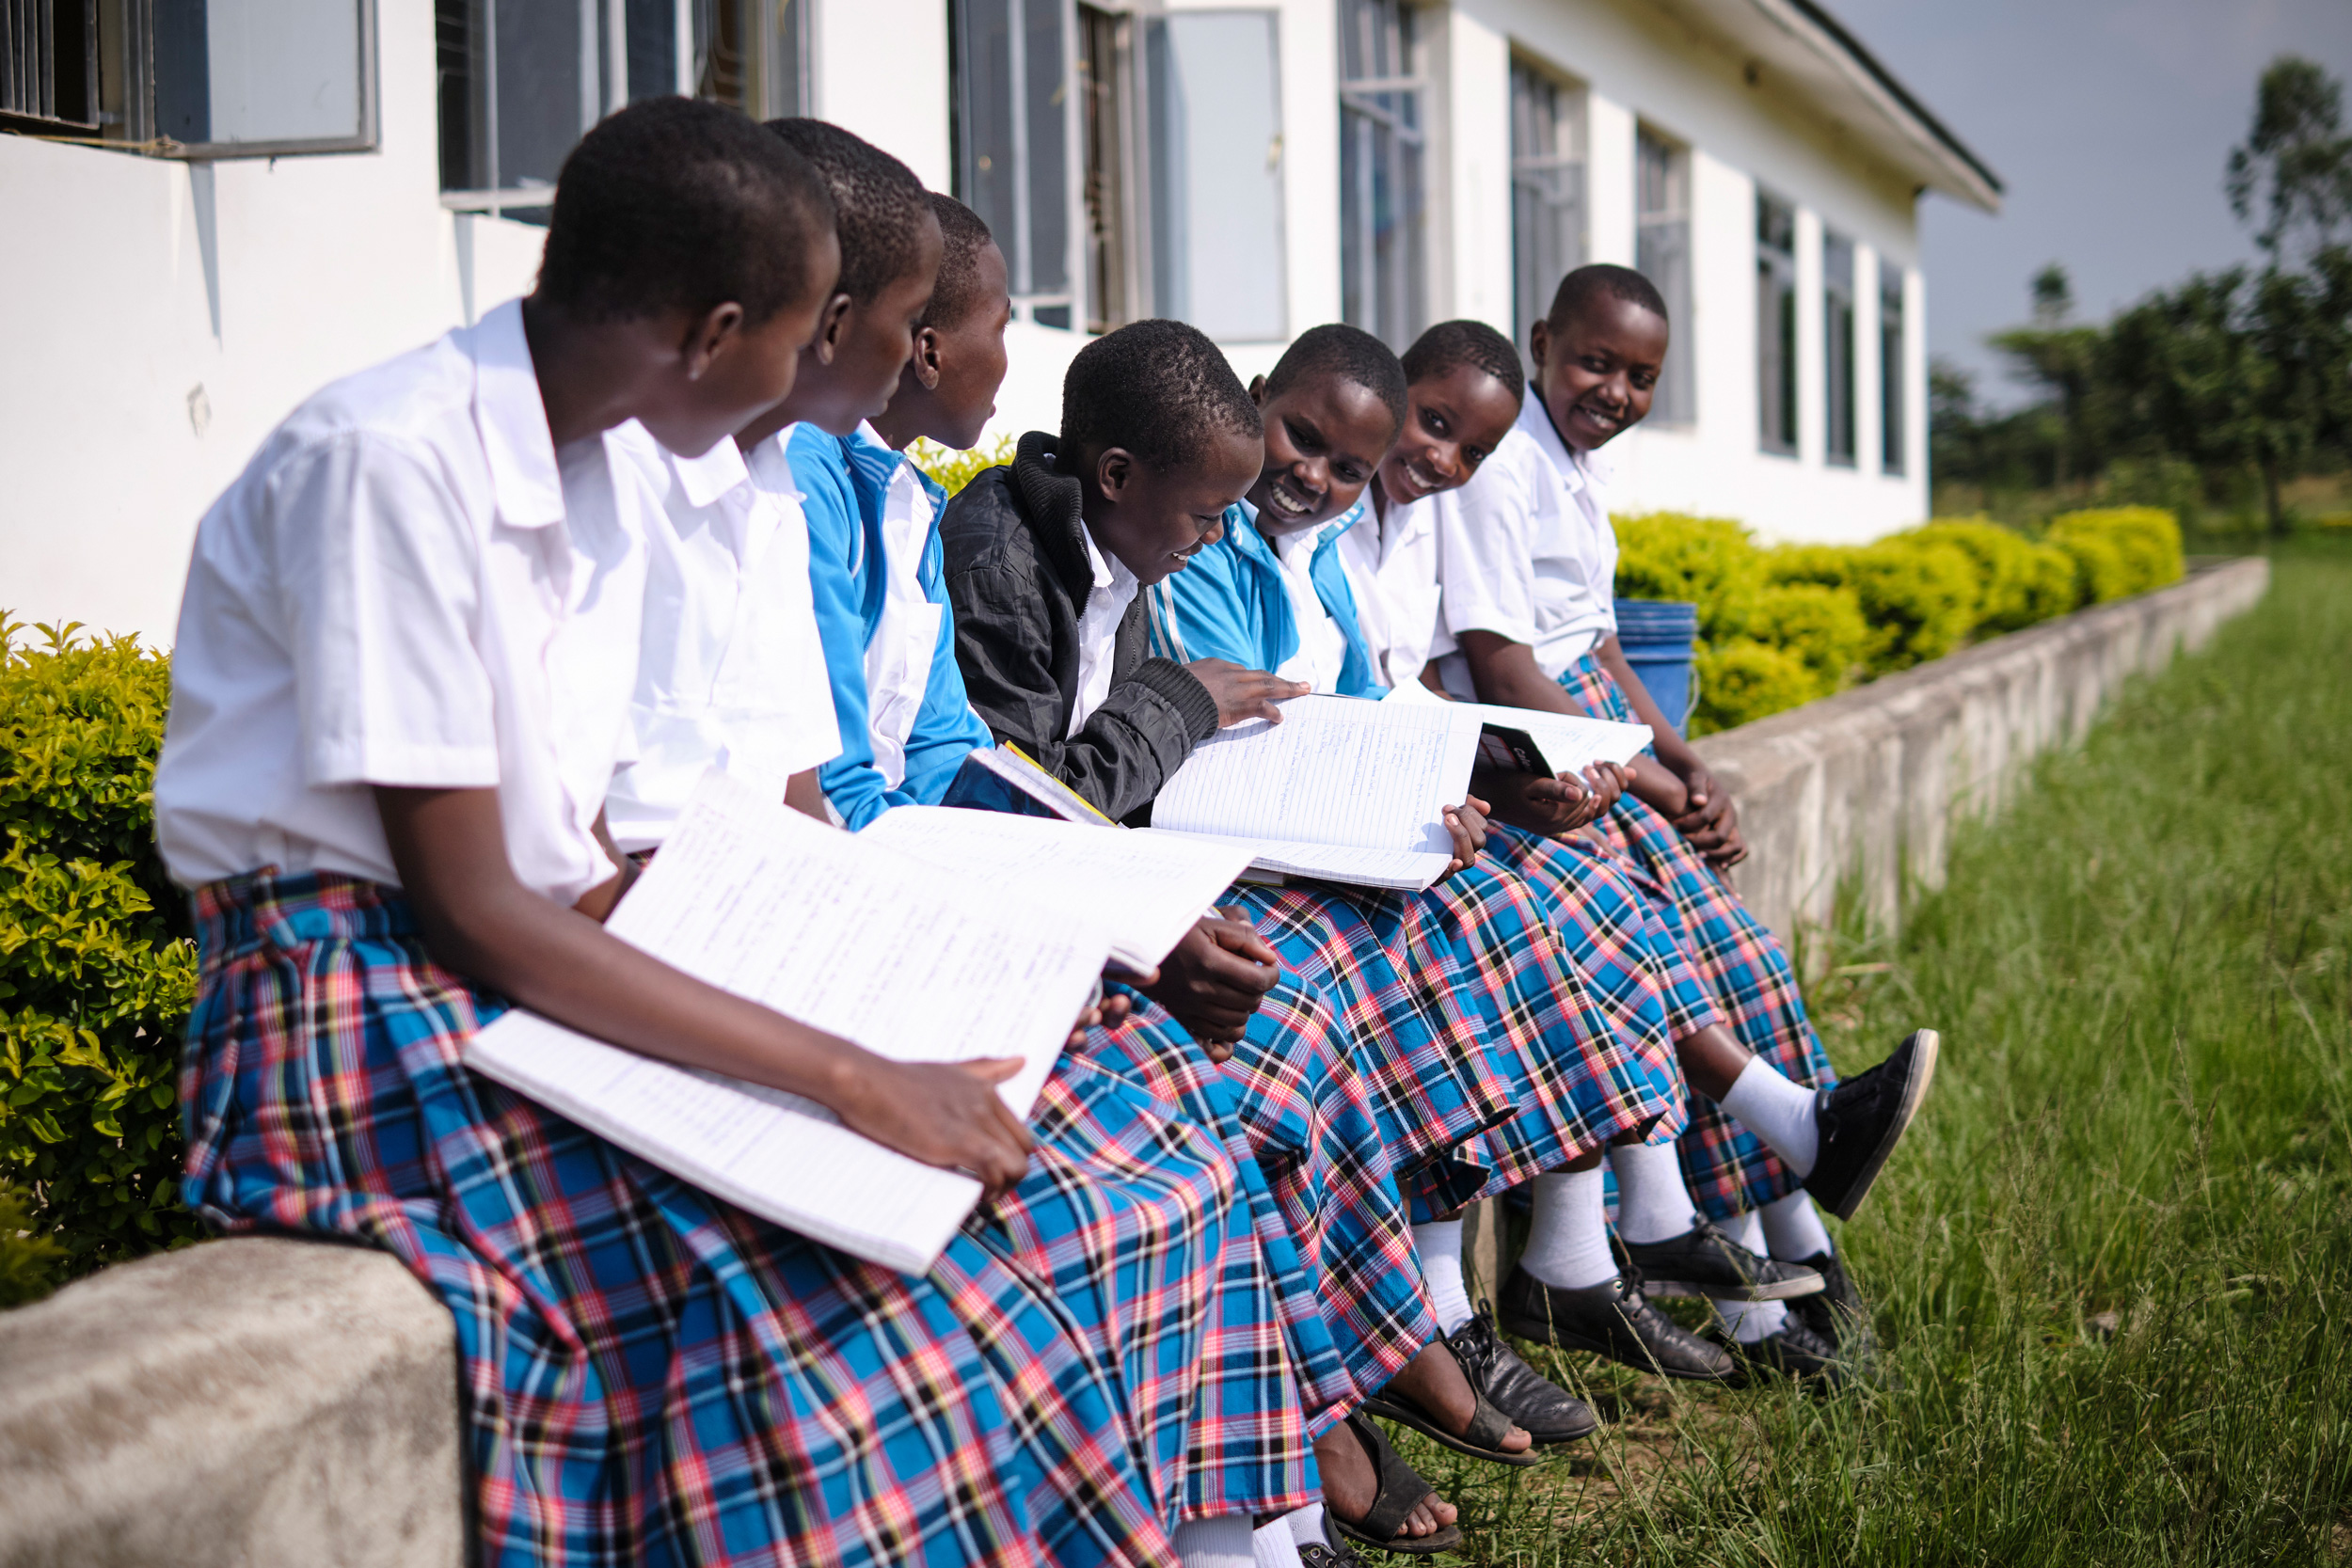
[1345,1414,1436,1543]
[1461,1388,1518,1452]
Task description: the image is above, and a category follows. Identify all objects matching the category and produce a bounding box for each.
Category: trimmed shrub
[1692,639,1823,735]
[2046,507,2185,598]
[1765,537,1979,673]
[1746,581,1870,690]
[1,620,200,1275]
[1609,512,1765,642]
[1913,517,2082,633]
[0,1180,63,1307]
[907,435,1016,499]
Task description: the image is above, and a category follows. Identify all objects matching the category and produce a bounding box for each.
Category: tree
[2227,56,2352,262]
[1992,265,2107,485]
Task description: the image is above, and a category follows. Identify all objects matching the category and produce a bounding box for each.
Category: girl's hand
[1066,990,1136,1047]
[1669,762,1748,868]
[1436,795,1491,881]
[838,1057,1038,1196]
[1142,911,1281,1059]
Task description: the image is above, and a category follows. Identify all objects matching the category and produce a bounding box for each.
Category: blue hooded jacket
[1142,498,1385,698]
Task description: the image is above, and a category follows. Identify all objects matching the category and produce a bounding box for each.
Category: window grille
[1509,55,1584,373]
[1634,125,1692,425]
[1338,0,1423,351]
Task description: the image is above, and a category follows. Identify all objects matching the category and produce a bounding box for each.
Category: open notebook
[1381,677,1655,778]
[464,771,1109,1275]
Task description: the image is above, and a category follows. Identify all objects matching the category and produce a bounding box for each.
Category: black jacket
[941,431,1218,821]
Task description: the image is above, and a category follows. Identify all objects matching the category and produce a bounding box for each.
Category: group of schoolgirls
[151,94,1937,1568]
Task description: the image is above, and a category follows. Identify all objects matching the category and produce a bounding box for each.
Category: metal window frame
[156,0,382,160]
[1821,228,1856,467]
[1756,187,1799,456]
[1,0,102,132]
[1338,0,1426,350]
[1632,121,1693,426]
[1508,51,1585,361]
[1879,265,1906,476]
[947,0,1083,328]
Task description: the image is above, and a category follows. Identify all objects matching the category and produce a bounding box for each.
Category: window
[1633,125,1692,425]
[437,0,806,222]
[1509,55,1583,372]
[4,0,376,157]
[1756,190,1796,455]
[1077,6,1131,332]
[1823,229,1855,467]
[951,0,1074,327]
[1145,9,1285,340]
[1880,264,1906,475]
[1338,0,1424,351]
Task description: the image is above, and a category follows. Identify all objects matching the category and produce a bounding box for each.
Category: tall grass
[1394,541,2352,1564]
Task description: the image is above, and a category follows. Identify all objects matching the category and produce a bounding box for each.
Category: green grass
[1389,540,2352,1565]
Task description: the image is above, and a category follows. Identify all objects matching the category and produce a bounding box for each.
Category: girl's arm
[375,784,1039,1190]
[1455,629,1691,820]
[1592,635,1745,867]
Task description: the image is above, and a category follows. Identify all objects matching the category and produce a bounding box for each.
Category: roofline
[1776,0,2005,201]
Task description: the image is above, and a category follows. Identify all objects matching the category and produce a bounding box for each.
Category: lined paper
[1152,695,1484,854]
[465,771,1108,1275]
[862,805,1256,970]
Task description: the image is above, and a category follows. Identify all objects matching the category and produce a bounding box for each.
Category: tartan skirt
[179,871,1298,1567]
[1554,654,1839,1216]
[1385,863,1683,1216]
[1083,983,1434,1432]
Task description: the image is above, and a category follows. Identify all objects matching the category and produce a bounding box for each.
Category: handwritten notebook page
[860,805,1255,971]
[465,770,1108,1275]
[1152,695,1484,853]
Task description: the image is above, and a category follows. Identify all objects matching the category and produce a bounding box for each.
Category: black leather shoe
[1788,1251,1882,1380]
[1444,1307,1599,1445]
[1615,1217,1826,1301]
[1497,1265,1735,1382]
[1712,1316,1848,1388]
[1805,1029,1940,1220]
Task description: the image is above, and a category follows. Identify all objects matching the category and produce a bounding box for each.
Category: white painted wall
[0,0,543,643]
[0,0,1952,644]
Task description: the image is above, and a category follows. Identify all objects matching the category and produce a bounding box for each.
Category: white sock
[1174,1515,1254,1568]
[1410,1218,1473,1334]
[1520,1166,1618,1291]
[1283,1503,1329,1554]
[1608,1139,1700,1243]
[1761,1190,1834,1261]
[1720,1056,1820,1177]
[1253,1515,1308,1568]
[1708,1209,1788,1342]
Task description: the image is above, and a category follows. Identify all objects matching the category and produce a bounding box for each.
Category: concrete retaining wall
[0,558,2271,1567]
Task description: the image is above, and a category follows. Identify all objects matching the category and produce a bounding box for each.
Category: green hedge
[1,620,200,1285]
[1614,509,2185,734]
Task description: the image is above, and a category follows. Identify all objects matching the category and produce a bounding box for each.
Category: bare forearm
[1595,637,1705,778]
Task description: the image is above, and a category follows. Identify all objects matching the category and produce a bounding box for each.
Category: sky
[1826,0,2352,409]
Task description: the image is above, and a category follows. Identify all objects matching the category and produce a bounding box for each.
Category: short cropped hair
[765,119,931,305]
[538,97,834,326]
[1547,262,1668,330]
[1402,320,1526,404]
[1062,319,1262,472]
[923,193,998,331]
[1262,323,1407,434]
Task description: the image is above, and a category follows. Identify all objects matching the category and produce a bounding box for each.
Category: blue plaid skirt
[1554,654,1838,1216]
[181,871,1305,1567]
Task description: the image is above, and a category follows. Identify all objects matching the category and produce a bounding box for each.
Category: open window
[1147,8,1285,341]
[437,0,808,222]
[3,0,378,157]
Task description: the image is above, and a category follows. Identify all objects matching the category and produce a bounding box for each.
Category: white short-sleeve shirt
[1068,526,1140,737]
[1336,492,1446,690]
[154,298,651,908]
[605,427,843,853]
[1433,396,1619,682]
[1270,523,1350,691]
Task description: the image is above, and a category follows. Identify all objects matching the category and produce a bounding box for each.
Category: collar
[469,298,565,531]
[1010,431,1099,612]
[740,429,803,501]
[1234,497,1359,567]
[1518,394,1621,499]
[668,427,750,512]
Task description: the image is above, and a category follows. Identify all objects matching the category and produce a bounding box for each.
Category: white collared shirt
[1337,492,1446,690]
[1270,522,1349,691]
[1068,526,1140,736]
[859,423,948,786]
[1433,396,1619,681]
[154,298,650,907]
[604,427,842,854]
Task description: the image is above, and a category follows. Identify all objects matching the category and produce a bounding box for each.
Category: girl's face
[1246,375,1401,538]
[1529,294,1668,452]
[1376,362,1524,507]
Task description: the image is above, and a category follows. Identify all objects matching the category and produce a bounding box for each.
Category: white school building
[0,0,1997,644]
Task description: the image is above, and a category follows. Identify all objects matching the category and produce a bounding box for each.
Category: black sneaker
[1788,1251,1883,1380]
[1712,1315,1848,1388]
[1444,1307,1599,1445]
[1497,1265,1735,1383]
[1615,1217,1826,1301]
[1804,1029,1940,1221]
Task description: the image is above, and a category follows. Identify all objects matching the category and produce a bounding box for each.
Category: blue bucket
[1613,598,1699,735]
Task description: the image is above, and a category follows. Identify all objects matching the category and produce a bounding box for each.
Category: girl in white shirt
[159,101,1208,1568]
